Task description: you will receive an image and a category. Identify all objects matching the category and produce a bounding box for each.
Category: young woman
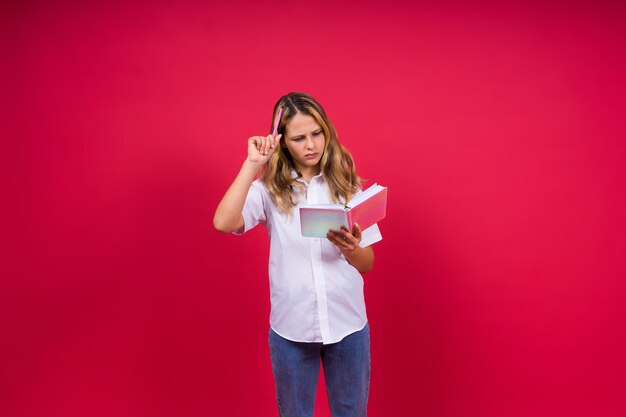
[213,92,382,417]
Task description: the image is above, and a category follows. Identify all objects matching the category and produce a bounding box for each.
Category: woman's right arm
[213,134,281,233]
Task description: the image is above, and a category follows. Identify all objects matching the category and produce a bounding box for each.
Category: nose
[305,136,315,149]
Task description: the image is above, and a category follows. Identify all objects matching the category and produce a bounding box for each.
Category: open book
[299,183,388,238]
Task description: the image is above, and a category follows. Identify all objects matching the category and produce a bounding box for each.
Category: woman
[214,92,382,417]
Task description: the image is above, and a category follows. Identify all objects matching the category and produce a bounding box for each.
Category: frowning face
[283,113,326,176]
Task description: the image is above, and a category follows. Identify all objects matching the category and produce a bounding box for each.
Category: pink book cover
[347,187,387,231]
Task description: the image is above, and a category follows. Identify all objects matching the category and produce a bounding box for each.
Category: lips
[304,153,319,159]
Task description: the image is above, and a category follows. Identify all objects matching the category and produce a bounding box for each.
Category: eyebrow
[288,128,322,140]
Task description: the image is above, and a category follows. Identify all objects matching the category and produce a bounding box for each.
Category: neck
[297,165,320,183]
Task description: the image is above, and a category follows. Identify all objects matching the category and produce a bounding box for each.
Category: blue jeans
[268,324,370,417]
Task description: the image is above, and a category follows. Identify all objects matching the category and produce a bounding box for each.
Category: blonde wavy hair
[261,92,361,215]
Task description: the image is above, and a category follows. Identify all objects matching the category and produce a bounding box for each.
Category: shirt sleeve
[359,223,382,247]
[232,180,267,235]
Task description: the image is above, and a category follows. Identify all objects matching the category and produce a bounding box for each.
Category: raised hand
[247,134,281,165]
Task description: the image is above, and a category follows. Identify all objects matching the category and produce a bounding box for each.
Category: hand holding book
[326,223,363,254]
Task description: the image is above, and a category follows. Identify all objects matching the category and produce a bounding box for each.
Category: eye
[313,130,322,136]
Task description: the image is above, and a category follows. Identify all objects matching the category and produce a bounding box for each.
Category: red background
[2,1,625,416]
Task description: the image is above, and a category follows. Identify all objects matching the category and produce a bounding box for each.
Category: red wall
[2,2,625,416]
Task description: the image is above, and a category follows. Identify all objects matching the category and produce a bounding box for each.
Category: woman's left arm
[327,224,375,273]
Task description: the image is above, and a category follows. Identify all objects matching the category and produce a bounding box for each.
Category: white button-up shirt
[235,173,382,344]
